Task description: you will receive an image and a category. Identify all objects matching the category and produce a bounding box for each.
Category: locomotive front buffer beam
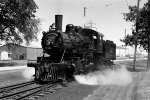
[27,62,75,83]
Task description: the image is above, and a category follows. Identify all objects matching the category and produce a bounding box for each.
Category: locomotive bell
[55,15,63,31]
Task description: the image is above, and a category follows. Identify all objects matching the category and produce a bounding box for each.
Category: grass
[119,59,148,72]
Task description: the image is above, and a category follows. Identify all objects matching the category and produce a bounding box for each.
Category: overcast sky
[30,0,148,47]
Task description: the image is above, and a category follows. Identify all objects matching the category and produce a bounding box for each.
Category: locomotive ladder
[60,49,66,63]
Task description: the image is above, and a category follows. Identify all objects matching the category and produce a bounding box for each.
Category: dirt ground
[84,70,149,100]
[37,71,150,100]
[37,59,150,100]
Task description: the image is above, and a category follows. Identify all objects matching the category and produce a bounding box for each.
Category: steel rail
[0,83,56,100]
[16,84,56,100]
[0,81,35,93]
[0,85,43,99]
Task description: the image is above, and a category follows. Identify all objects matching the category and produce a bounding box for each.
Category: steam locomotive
[27,15,116,83]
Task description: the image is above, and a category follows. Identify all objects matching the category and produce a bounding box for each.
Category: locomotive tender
[27,15,116,83]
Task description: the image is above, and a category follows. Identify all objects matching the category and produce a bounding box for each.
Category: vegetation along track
[0,80,62,100]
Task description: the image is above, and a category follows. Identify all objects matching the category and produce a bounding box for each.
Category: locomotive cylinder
[55,15,63,31]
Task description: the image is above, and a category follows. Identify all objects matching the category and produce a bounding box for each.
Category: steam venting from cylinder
[55,15,63,31]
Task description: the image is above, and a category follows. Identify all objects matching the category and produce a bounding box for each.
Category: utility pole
[147,0,150,69]
[84,7,87,28]
[88,20,96,29]
[83,5,97,29]
[84,7,87,18]
[125,29,127,58]
[133,0,140,70]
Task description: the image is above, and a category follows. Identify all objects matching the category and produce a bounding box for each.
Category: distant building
[116,46,128,57]
[116,46,147,58]
[0,43,43,60]
[0,51,11,60]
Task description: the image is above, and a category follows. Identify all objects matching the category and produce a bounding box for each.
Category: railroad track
[0,80,66,100]
[0,81,35,93]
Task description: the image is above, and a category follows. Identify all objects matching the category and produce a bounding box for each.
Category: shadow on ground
[0,60,27,67]
[127,67,148,72]
[0,62,26,67]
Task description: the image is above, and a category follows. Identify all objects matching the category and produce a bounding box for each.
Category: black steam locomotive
[27,15,116,83]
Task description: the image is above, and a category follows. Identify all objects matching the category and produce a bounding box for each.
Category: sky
[30,0,148,48]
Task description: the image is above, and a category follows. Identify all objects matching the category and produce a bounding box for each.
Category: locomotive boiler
[27,15,116,83]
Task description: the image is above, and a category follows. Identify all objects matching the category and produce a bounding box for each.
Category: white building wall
[0,51,11,60]
[116,48,128,57]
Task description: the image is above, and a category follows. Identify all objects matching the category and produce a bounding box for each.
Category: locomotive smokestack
[55,15,63,31]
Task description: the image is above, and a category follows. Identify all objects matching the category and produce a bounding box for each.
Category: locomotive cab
[80,29,104,53]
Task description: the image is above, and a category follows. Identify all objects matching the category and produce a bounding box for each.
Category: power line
[86,1,125,9]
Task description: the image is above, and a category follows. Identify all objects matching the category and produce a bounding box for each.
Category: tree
[138,0,150,68]
[121,1,140,70]
[121,1,150,68]
[0,0,41,45]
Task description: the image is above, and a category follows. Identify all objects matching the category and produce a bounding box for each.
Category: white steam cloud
[22,67,35,80]
[74,66,132,86]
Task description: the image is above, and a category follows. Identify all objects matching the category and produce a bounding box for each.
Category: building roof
[116,46,128,50]
[0,43,42,49]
